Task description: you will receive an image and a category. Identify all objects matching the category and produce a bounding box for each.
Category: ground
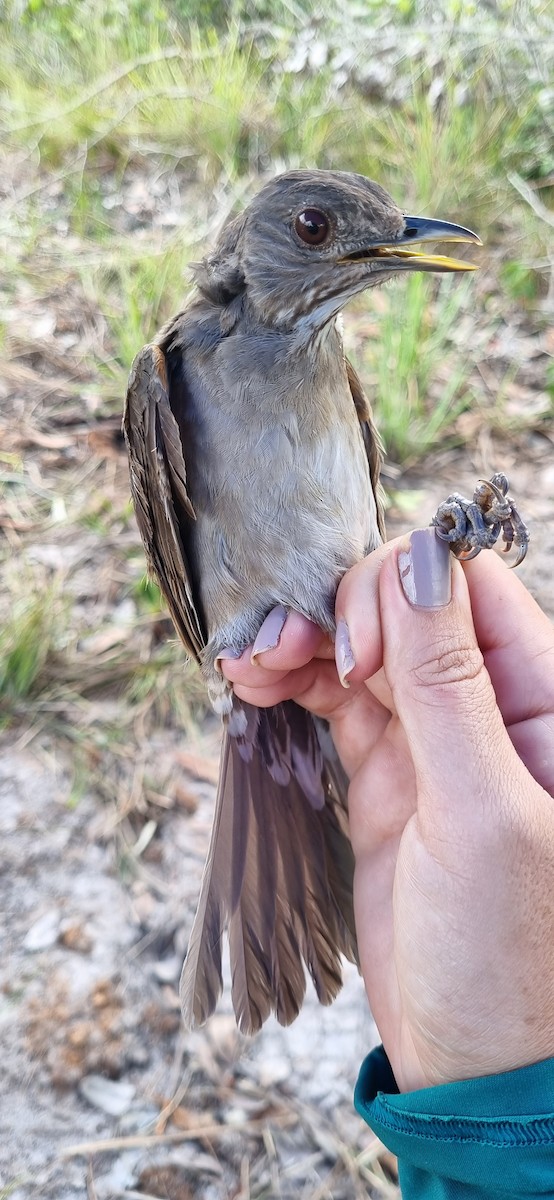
[1,137,553,1200]
[3,442,553,1200]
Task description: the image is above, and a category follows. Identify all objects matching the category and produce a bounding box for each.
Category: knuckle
[410,638,485,694]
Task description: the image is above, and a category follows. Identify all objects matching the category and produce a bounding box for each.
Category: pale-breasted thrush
[124,169,481,1034]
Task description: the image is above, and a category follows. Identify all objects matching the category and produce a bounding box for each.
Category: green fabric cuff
[355,1045,554,1198]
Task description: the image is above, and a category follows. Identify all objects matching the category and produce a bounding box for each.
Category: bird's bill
[339,215,482,273]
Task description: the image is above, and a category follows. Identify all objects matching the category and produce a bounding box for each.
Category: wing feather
[346,356,386,541]
[123,343,205,661]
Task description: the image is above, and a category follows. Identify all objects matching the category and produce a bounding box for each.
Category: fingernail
[335,618,355,688]
[398,528,451,608]
[251,605,287,661]
[215,646,242,673]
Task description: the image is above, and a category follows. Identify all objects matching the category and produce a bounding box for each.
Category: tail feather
[180,698,357,1035]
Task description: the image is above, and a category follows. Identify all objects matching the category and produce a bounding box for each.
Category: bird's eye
[294,209,330,246]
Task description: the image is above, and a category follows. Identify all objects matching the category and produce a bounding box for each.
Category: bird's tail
[179,698,358,1034]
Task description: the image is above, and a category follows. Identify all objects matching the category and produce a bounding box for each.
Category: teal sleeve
[355,1045,554,1198]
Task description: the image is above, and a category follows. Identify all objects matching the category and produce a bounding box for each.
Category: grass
[2,4,552,419]
[0,580,65,708]
[3,5,553,191]
[357,273,478,461]
[89,235,196,399]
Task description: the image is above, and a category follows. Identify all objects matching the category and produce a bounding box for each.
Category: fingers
[220,611,333,708]
[221,540,407,697]
[375,529,534,838]
[220,536,554,801]
[231,659,337,712]
[333,541,397,685]
[222,610,326,686]
[509,713,554,797]
[220,536,434,709]
[462,552,554,727]
[219,597,392,767]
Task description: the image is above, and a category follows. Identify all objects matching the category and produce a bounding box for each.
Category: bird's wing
[123,343,205,662]
[346,357,386,541]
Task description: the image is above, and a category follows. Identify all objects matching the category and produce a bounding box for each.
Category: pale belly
[195,418,379,664]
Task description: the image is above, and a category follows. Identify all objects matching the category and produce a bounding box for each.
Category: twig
[508,172,554,231]
[281,1094,372,1200]
[157,1031,191,1129]
[61,1113,294,1158]
[263,1124,282,1196]
[237,1156,251,1200]
[86,1161,98,1200]
[306,1163,341,1200]
[154,1068,192,1135]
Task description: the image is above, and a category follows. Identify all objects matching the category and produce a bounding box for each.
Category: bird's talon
[430,474,529,565]
[490,471,510,496]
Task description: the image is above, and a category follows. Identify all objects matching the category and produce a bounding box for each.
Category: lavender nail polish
[251,605,287,660]
[335,618,355,688]
[217,646,242,661]
[215,646,243,674]
[398,528,451,608]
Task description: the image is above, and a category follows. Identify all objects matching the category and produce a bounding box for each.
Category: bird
[123,169,481,1035]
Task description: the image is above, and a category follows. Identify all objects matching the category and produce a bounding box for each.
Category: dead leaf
[174,750,220,785]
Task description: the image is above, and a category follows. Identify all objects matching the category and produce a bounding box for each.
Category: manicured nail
[251,605,287,661]
[335,618,355,688]
[215,646,242,674]
[398,528,451,608]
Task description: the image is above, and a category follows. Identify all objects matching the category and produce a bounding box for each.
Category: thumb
[378,528,522,834]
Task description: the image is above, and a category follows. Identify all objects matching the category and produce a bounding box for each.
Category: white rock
[79,1075,135,1116]
[23,909,61,951]
[258,1056,290,1088]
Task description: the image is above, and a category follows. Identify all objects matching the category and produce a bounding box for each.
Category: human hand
[222,532,554,1092]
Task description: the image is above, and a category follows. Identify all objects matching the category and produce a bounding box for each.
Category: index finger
[463,553,554,726]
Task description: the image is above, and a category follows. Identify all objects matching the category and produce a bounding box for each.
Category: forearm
[355,1046,554,1199]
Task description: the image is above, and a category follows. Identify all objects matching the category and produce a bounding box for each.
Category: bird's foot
[431,473,529,567]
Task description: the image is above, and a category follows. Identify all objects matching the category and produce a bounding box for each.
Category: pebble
[151,955,180,983]
[90,1151,140,1198]
[23,909,62,951]
[117,1102,160,1133]
[257,1056,290,1088]
[79,1074,136,1116]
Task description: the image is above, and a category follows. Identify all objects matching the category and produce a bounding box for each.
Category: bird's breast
[172,324,380,653]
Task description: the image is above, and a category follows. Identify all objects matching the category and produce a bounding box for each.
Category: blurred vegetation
[0,0,552,740]
[1,0,552,430]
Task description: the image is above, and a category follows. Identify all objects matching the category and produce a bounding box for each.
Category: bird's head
[196,169,481,336]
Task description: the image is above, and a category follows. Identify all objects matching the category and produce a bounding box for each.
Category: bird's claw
[431,473,530,567]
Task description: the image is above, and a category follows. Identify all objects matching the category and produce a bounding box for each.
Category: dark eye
[294,208,330,245]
